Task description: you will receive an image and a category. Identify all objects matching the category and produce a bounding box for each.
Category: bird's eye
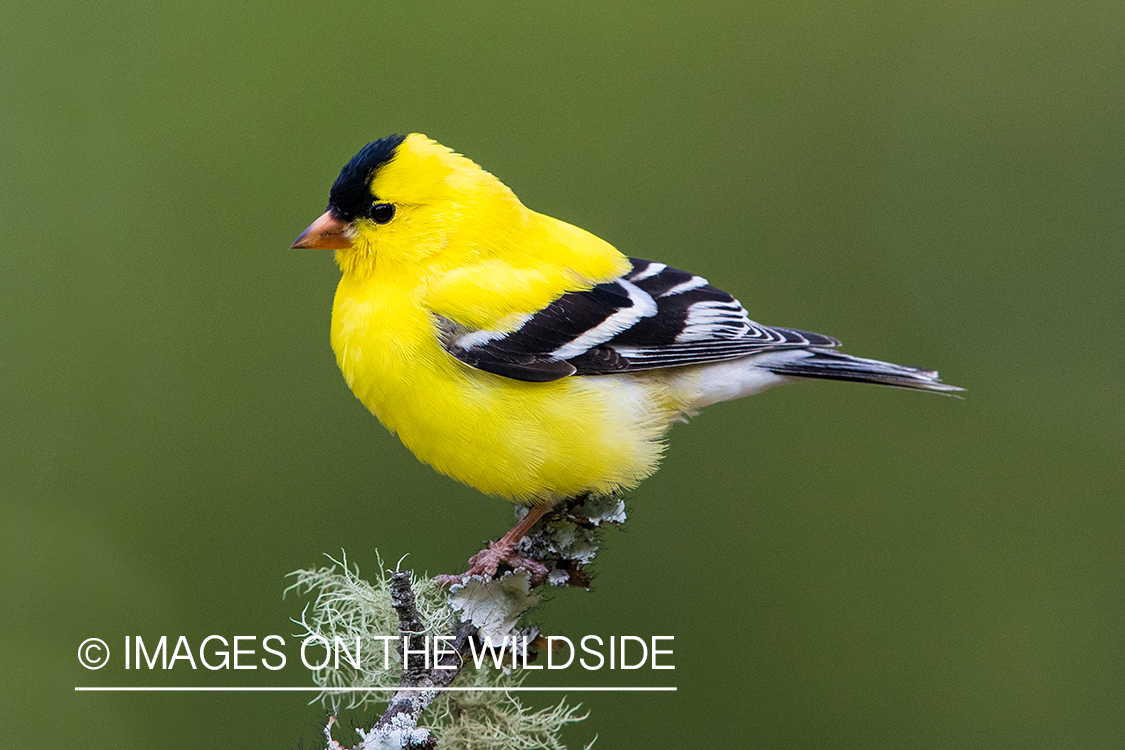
[369,203,395,224]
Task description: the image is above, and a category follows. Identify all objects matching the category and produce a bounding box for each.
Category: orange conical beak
[291,210,353,250]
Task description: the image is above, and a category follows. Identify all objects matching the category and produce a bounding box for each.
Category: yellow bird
[293,133,959,581]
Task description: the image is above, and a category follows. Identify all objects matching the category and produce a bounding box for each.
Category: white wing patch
[549,279,657,360]
[629,262,667,281]
[662,275,709,296]
[453,312,534,349]
[675,300,754,342]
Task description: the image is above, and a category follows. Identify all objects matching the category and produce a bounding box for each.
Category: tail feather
[765,347,962,394]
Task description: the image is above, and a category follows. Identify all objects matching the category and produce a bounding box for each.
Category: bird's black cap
[329,134,407,220]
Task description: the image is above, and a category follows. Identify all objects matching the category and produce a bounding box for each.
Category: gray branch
[333,497,625,748]
[360,573,477,750]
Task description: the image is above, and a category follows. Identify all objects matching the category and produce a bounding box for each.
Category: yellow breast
[331,273,680,503]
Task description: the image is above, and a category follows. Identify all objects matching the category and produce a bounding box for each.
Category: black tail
[765,347,962,394]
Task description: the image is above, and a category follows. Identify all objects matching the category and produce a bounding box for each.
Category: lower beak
[291,210,353,249]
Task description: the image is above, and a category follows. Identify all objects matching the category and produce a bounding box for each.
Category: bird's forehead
[329,134,407,220]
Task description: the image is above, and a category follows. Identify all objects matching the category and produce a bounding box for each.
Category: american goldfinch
[293,133,959,581]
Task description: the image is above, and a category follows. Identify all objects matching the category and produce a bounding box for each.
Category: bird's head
[292,133,521,278]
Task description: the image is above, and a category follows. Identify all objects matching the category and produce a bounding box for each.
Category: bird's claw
[434,544,549,588]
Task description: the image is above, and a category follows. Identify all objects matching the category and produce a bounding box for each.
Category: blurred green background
[4,1,1123,747]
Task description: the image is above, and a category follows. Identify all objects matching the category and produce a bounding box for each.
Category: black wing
[436,258,839,382]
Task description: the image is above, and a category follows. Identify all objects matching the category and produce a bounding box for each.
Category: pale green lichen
[286,553,593,750]
[515,495,626,581]
[446,572,540,641]
[287,552,452,705]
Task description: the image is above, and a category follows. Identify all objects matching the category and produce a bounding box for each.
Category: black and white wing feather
[437,258,958,392]
[438,258,830,379]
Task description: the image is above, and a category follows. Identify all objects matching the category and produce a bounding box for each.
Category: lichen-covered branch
[361,574,478,750]
[293,496,626,749]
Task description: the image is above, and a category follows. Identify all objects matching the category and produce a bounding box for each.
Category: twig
[360,573,477,749]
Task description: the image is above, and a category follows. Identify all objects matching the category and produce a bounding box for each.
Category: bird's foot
[434,542,550,588]
[435,501,556,588]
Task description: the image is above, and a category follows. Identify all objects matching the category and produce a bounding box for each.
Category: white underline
[75,686,676,692]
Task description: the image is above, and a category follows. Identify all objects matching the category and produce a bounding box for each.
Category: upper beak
[291,210,353,249]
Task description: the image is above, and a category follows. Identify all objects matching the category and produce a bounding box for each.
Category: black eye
[369,203,395,224]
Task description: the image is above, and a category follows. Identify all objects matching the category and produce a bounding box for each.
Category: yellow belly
[331,277,681,503]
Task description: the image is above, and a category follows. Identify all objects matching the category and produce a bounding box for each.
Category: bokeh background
[4,2,1123,748]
